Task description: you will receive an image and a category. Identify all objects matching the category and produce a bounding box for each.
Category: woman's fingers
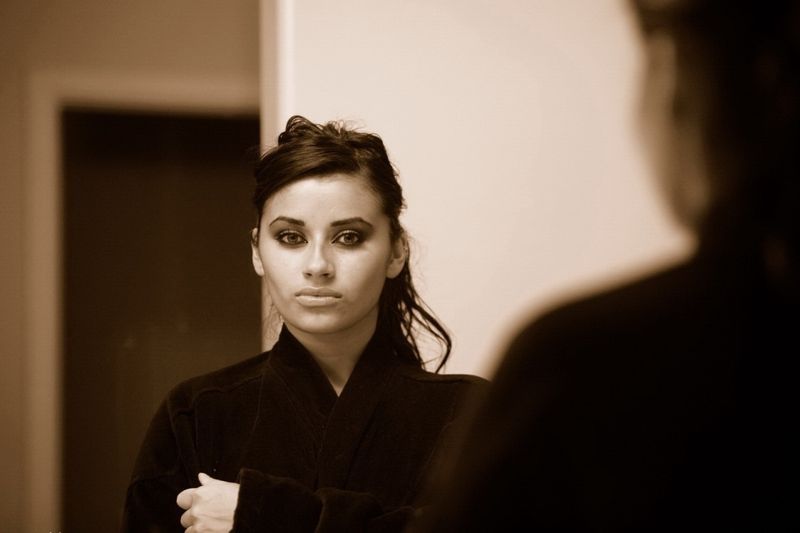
[180,507,195,528]
[176,488,194,510]
[177,475,239,531]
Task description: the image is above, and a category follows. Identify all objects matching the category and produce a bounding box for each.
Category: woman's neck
[285,311,378,395]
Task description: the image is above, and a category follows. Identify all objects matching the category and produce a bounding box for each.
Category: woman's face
[639,32,708,230]
[251,173,406,339]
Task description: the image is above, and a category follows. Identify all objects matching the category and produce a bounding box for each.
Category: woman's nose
[303,243,334,278]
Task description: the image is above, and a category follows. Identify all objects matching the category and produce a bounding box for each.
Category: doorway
[61,109,261,531]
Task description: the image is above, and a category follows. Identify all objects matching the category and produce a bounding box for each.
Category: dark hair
[631,0,800,260]
[252,115,452,371]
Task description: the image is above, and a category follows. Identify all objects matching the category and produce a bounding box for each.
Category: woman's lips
[295,288,342,306]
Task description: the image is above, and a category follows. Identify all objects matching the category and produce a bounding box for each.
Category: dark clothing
[123,327,485,532]
[415,244,798,531]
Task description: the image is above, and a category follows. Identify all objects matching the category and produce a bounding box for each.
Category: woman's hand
[177,472,240,532]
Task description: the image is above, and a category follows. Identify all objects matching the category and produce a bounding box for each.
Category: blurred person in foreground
[411,0,800,530]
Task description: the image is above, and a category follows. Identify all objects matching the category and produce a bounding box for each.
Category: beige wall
[268,0,693,377]
[0,1,261,530]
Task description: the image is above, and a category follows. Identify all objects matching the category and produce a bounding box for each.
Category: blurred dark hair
[252,115,452,371]
[631,0,800,260]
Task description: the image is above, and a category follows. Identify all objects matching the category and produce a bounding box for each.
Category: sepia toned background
[0,0,690,530]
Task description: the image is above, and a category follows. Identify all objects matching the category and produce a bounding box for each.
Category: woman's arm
[173,469,415,533]
[233,468,414,533]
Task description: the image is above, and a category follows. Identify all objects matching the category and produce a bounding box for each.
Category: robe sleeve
[121,395,197,533]
[233,468,416,533]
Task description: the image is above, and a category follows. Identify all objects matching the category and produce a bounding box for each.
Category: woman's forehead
[263,173,384,220]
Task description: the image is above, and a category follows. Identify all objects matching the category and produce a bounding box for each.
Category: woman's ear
[386,235,408,279]
[251,228,265,277]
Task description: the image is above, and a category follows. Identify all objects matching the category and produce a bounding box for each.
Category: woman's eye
[276,231,306,245]
[334,231,362,246]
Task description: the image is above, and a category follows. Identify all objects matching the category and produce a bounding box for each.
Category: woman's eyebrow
[331,217,373,228]
[269,216,304,227]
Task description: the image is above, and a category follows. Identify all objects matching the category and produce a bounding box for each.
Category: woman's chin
[284,316,354,337]
[283,309,381,339]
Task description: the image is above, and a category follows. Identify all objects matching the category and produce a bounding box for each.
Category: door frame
[23,67,259,532]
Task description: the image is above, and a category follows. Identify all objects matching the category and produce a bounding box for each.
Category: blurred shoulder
[526,259,697,336]
[538,260,697,332]
[499,259,701,377]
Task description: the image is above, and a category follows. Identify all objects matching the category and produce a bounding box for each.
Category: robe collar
[261,325,412,488]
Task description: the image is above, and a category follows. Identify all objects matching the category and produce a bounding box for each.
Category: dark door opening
[62,109,261,531]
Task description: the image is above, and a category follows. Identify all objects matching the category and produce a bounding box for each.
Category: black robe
[122,327,485,532]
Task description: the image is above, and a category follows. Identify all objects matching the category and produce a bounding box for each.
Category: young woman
[122,115,486,532]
